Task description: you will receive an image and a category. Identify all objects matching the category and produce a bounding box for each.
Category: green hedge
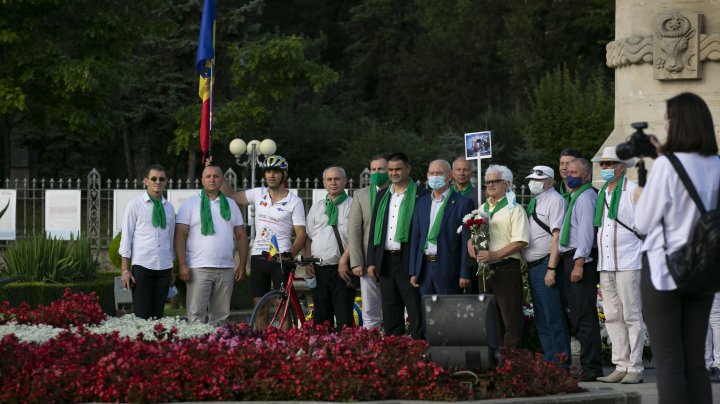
[0,273,116,315]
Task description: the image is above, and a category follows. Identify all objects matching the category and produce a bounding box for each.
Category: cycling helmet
[259,155,289,171]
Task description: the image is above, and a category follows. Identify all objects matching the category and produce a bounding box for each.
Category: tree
[517,66,613,173]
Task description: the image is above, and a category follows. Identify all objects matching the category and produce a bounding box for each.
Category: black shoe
[710,367,720,383]
[578,369,604,382]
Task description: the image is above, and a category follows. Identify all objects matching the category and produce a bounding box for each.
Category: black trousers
[313,264,356,330]
[131,265,172,319]
[641,255,713,404]
[562,255,602,374]
[483,259,523,347]
[379,254,423,339]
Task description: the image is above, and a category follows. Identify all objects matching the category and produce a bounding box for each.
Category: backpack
[662,153,720,295]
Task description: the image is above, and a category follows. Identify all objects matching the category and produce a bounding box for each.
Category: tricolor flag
[196,0,215,164]
[268,235,280,260]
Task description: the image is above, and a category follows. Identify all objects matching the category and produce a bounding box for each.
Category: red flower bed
[0,292,581,402]
[0,288,106,327]
[0,323,469,403]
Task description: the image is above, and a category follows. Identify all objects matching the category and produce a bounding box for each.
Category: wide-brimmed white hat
[592,146,635,167]
[525,165,554,180]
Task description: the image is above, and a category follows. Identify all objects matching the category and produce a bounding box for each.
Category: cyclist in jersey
[221,155,307,329]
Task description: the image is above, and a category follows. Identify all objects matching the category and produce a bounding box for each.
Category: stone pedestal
[601,0,720,182]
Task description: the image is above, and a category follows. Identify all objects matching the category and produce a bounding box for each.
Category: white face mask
[528,180,545,195]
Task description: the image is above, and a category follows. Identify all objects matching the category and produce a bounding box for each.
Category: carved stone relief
[606,11,720,80]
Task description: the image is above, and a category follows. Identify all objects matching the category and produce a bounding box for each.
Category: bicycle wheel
[249,290,301,331]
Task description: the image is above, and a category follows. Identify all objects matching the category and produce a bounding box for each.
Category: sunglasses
[148,176,167,183]
[598,161,619,168]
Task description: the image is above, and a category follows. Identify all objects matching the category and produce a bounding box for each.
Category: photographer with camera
[633,92,720,404]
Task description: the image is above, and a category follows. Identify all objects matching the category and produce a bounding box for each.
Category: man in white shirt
[592,147,645,384]
[522,165,570,366]
[559,158,603,381]
[221,155,306,330]
[119,164,176,319]
[348,155,388,330]
[175,165,248,326]
[304,166,355,329]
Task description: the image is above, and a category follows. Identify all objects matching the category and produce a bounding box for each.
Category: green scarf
[325,192,348,226]
[559,180,571,202]
[559,183,593,246]
[452,183,473,197]
[148,192,167,229]
[593,175,624,227]
[373,180,418,246]
[483,196,508,218]
[525,197,537,217]
[425,188,454,250]
[200,189,231,236]
[369,172,389,213]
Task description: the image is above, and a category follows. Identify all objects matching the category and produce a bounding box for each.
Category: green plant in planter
[3,233,99,283]
[108,232,123,270]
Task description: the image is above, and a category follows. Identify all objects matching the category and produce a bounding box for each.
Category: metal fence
[0,168,532,249]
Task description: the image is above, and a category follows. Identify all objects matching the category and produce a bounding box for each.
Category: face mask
[427,176,446,191]
[306,277,317,289]
[370,172,389,186]
[600,169,616,182]
[528,181,545,195]
[565,175,584,189]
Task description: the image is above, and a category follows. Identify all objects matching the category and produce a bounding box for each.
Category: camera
[616,122,658,160]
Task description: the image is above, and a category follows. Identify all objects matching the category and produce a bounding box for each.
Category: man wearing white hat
[522,165,571,366]
[592,146,645,384]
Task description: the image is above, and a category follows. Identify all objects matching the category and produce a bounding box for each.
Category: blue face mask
[600,168,616,182]
[565,175,584,189]
[427,176,446,191]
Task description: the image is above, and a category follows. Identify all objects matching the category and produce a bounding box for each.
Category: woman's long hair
[662,92,718,156]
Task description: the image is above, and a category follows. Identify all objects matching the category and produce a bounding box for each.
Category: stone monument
[600,0,720,178]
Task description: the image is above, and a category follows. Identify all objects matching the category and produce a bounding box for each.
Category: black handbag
[662,154,720,295]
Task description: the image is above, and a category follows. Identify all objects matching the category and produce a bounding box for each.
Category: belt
[384,249,402,256]
[489,258,518,269]
[424,255,438,262]
[526,255,550,268]
[561,249,577,259]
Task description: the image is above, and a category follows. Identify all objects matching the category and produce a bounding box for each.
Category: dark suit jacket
[409,191,474,286]
[366,185,430,275]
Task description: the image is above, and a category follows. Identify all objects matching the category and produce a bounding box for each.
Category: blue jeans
[527,257,571,365]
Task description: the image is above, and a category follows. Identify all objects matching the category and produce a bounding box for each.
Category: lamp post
[228,138,277,241]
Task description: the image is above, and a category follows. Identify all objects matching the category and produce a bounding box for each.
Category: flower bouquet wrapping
[457,209,493,289]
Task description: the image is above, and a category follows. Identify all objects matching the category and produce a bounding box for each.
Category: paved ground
[579,367,720,404]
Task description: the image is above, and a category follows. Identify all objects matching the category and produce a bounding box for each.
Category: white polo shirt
[176,192,244,268]
[245,187,306,256]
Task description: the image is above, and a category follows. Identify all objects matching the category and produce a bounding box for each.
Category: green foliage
[0,273,115,315]
[3,234,99,283]
[518,66,613,170]
[108,232,123,270]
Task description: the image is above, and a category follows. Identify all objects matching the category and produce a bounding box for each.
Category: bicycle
[249,254,320,331]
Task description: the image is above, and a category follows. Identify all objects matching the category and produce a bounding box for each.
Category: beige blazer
[348,186,372,269]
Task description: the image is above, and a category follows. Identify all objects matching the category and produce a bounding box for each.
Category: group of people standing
[118,92,719,404]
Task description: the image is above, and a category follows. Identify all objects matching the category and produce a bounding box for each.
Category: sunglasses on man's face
[148,176,166,183]
[598,161,619,168]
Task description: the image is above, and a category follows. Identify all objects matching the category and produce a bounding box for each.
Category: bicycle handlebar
[261,251,322,266]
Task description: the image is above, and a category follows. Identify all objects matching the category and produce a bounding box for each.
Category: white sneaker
[620,372,643,384]
[596,370,627,383]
